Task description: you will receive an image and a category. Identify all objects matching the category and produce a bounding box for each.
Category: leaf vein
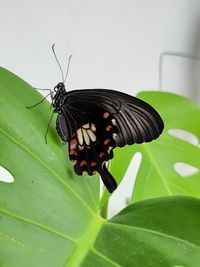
[107,222,200,251]
[0,127,95,215]
[142,143,172,195]
[92,247,122,267]
[0,208,77,243]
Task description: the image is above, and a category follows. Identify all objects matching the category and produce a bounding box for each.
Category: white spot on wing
[78,145,84,150]
[91,124,96,132]
[108,146,113,153]
[82,123,90,129]
[87,129,96,142]
[77,123,97,146]
[113,133,117,140]
[77,129,83,145]
[82,128,90,145]
[112,119,117,126]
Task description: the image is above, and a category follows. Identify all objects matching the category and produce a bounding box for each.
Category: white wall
[0,0,200,217]
[0,0,200,96]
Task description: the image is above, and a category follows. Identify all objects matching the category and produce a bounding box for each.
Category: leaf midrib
[0,207,114,267]
[64,216,104,267]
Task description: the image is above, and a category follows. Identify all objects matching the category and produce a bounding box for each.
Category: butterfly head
[54,82,66,93]
[52,82,66,112]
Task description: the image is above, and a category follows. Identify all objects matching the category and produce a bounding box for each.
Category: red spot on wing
[103,112,110,118]
[99,152,105,158]
[106,125,112,131]
[70,150,77,155]
[104,139,110,145]
[70,138,77,150]
[80,160,87,166]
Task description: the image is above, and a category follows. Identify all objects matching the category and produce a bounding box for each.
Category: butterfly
[52,82,164,193]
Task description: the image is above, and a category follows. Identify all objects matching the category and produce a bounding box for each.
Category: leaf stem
[64,215,104,267]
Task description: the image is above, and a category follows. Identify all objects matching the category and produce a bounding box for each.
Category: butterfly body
[52,82,164,193]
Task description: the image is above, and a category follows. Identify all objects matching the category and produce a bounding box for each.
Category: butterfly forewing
[63,88,164,146]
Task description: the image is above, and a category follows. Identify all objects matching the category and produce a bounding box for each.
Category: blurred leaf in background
[101,91,200,211]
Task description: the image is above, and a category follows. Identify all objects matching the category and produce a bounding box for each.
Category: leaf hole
[174,162,199,177]
[107,152,142,219]
[0,166,14,183]
[168,129,199,146]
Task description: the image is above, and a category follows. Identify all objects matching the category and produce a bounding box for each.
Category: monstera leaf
[0,67,200,266]
[100,91,200,209]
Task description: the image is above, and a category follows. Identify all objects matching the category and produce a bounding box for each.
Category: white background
[0,0,200,216]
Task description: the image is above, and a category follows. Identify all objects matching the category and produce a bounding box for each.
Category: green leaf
[1,68,200,266]
[102,91,200,206]
[0,67,100,266]
[82,197,200,267]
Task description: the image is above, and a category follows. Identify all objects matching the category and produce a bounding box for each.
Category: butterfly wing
[56,88,164,193]
[63,88,164,146]
[60,102,119,193]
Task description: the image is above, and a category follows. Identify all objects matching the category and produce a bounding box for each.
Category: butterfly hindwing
[56,114,70,141]
[68,111,118,173]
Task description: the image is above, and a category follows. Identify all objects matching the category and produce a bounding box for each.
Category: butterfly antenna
[64,54,72,83]
[45,111,54,144]
[26,92,52,109]
[52,44,65,83]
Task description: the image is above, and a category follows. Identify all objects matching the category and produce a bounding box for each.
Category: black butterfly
[52,82,164,193]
